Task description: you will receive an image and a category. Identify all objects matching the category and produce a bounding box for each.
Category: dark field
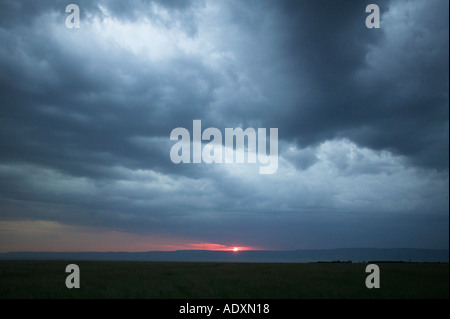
[0,261,448,299]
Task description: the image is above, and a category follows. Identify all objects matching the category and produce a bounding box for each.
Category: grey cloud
[0,0,203,30]
[215,0,448,170]
[0,15,219,179]
[0,0,448,250]
[281,145,319,171]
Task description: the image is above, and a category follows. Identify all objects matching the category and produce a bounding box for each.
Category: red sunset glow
[187,243,255,251]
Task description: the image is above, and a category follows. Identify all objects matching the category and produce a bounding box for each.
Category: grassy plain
[0,261,447,299]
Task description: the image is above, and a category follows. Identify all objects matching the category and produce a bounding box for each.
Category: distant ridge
[0,248,448,263]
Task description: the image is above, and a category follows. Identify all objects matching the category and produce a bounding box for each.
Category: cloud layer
[0,0,448,251]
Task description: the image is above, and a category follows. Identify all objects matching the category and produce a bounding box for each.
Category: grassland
[0,261,448,299]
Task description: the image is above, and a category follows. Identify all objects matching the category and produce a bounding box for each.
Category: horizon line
[1,247,449,254]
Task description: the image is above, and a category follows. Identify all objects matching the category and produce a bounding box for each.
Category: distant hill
[0,248,448,263]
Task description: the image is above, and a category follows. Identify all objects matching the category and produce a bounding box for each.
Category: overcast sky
[0,0,448,252]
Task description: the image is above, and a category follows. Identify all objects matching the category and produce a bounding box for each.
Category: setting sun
[232,247,239,252]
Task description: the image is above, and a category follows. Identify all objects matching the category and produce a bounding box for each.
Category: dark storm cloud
[2,0,446,177]
[0,0,448,250]
[0,0,202,29]
[0,1,215,179]
[219,0,449,170]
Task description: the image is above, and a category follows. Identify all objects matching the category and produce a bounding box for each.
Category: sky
[0,0,448,252]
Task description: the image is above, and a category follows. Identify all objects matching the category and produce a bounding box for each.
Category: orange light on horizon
[187,243,257,251]
[0,221,264,253]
